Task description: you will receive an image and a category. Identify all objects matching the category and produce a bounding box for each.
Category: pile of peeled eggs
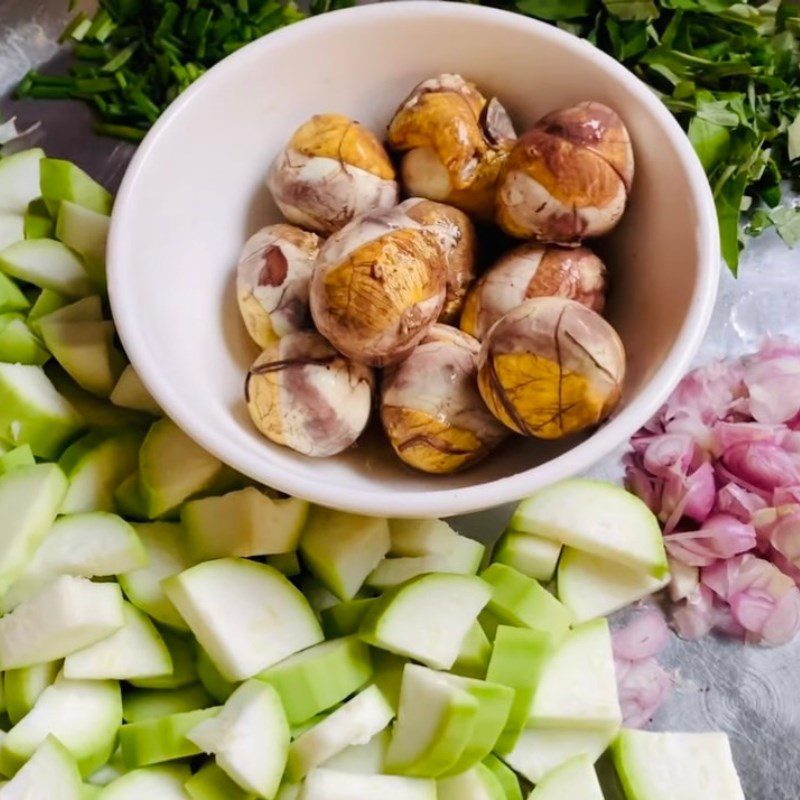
[237,73,631,474]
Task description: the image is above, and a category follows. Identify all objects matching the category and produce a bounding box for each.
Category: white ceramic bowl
[108,1,719,518]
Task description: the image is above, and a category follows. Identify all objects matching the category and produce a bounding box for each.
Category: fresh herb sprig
[17,0,350,143]
[496,0,800,272]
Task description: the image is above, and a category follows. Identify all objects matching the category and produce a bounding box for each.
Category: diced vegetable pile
[0,148,746,798]
[625,339,800,646]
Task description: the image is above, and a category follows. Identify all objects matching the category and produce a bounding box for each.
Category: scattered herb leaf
[769,205,800,247]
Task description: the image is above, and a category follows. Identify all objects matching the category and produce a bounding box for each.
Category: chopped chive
[72,43,109,61]
[59,12,91,43]
[186,63,204,81]
[87,10,116,42]
[15,74,33,95]
[129,88,161,123]
[75,77,118,93]
[188,8,214,42]
[70,62,97,77]
[102,43,138,72]
[93,122,147,142]
[70,17,94,42]
[15,0,324,143]
[254,1,281,23]
[113,25,140,40]
[19,72,74,88]
[21,85,74,100]
[155,3,181,39]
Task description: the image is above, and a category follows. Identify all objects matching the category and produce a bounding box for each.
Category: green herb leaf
[688,116,731,171]
[515,0,595,20]
[603,0,660,21]
[745,208,772,236]
[715,172,747,274]
[769,206,800,247]
[788,112,800,162]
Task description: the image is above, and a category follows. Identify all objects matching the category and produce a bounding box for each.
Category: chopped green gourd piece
[285,684,394,782]
[257,636,373,725]
[96,764,192,798]
[385,664,478,778]
[4,661,60,725]
[39,159,113,217]
[611,729,744,800]
[480,563,571,644]
[0,239,93,298]
[2,512,146,612]
[63,601,172,681]
[24,199,54,240]
[0,314,49,366]
[163,558,323,682]
[122,684,213,723]
[360,573,491,671]
[0,444,35,476]
[39,319,126,398]
[300,508,390,601]
[118,522,193,631]
[187,680,290,797]
[0,150,45,215]
[55,201,109,290]
[184,761,253,800]
[0,576,124,670]
[0,271,30,314]
[0,677,122,777]
[0,363,84,458]
[58,428,143,514]
[137,418,224,518]
[0,463,68,597]
[0,736,83,799]
[118,707,220,769]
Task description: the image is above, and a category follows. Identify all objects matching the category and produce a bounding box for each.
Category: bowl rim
[108,0,720,518]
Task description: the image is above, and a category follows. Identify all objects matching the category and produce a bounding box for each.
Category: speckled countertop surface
[3,3,799,796]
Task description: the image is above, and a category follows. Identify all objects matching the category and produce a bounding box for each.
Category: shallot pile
[625,338,800,646]
[612,609,673,728]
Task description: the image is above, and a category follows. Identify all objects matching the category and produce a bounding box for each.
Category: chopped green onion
[129,89,161,123]
[59,12,91,43]
[72,43,108,61]
[23,86,74,100]
[74,77,119,94]
[102,44,139,73]
[93,123,148,142]
[14,0,349,148]
[86,9,117,42]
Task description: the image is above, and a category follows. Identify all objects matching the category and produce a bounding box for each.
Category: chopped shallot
[612,609,673,728]
[626,338,800,646]
[664,514,756,567]
[612,608,671,660]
